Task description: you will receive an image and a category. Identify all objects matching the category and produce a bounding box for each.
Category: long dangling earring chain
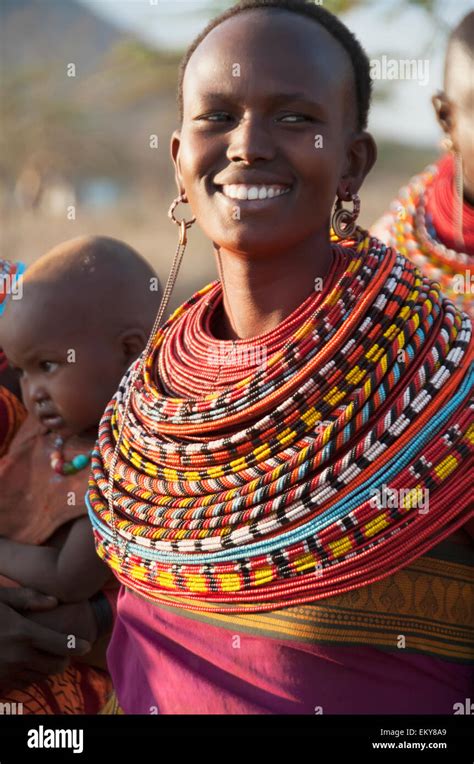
[107,196,195,560]
[454,151,465,250]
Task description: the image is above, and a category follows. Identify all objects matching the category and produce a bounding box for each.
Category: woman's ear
[339,131,378,200]
[432,91,453,136]
[431,90,455,151]
[170,129,185,195]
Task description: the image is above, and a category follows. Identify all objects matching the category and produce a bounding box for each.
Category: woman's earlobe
[336,182,353,203]
[170,129,181,160]
[342,131,377,195]
[170,136,187,201]
[432,91,452,134]
[170,130,184,187]
[361,131,378,180]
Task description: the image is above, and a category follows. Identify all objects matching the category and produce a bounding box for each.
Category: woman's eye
[199,112,232,122]
[40,361,58,373]
[279,114,313,123]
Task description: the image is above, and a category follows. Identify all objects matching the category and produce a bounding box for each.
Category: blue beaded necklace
[50,436,92,476]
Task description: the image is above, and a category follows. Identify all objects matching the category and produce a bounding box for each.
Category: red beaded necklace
[86,232,473,613]
[159,245,348,397]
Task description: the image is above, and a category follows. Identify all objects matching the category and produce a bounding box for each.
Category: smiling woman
[88,0,473,715]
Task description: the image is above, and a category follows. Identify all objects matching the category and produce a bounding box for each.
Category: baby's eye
[12,366,24,379]
[40,361,58,373]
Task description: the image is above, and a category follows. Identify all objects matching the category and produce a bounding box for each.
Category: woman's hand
[0,587,91,692]
[29,599,99,644]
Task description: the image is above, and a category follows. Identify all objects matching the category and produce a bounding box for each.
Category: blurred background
[0,0,472,312]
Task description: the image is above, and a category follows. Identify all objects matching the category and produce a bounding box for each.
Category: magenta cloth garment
[106,586,472,715]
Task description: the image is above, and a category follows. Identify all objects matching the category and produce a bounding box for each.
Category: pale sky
[80,0,474,146]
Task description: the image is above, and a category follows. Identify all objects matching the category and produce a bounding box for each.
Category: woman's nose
[226,116,276,164]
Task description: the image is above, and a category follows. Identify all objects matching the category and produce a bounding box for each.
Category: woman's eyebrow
[196,91,325,108]
[267,92,320,105]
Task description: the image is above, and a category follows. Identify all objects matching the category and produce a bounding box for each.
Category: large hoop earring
[168,193,196,246]
[331,193,360,239]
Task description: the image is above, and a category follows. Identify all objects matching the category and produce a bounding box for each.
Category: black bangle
[89,591,113,638]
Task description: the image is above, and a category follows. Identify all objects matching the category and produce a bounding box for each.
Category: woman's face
[440,40,474,201]
[171,9,375,258]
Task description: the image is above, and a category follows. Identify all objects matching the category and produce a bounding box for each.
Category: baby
[0,236,159,713]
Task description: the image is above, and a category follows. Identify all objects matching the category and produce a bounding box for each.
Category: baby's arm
[0,517,112,602]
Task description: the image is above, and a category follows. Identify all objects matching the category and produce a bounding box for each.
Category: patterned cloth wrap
[87,231,473,617]
[0,414,114,714]
[0,386,26,458]
[0,349,8,374]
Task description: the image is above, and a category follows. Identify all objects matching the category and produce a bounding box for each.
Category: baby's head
[0,236,160,438]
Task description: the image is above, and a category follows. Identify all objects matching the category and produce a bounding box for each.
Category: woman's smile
[211,168,294,214]
[214,182,293,210]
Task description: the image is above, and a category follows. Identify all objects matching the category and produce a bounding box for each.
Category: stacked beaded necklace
[87,231,473,614]
[379,156,474,319]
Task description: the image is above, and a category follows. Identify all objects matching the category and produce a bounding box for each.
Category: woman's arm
[0,517,113,602]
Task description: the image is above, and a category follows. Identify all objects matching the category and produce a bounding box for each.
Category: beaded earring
[331,193,361,239]
[441,135,454,153]
[454,151,465,251]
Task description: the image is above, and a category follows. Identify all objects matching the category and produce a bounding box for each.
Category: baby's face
[1,315,125,439]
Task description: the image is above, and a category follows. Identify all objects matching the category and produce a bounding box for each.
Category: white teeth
[220,184,291,200]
